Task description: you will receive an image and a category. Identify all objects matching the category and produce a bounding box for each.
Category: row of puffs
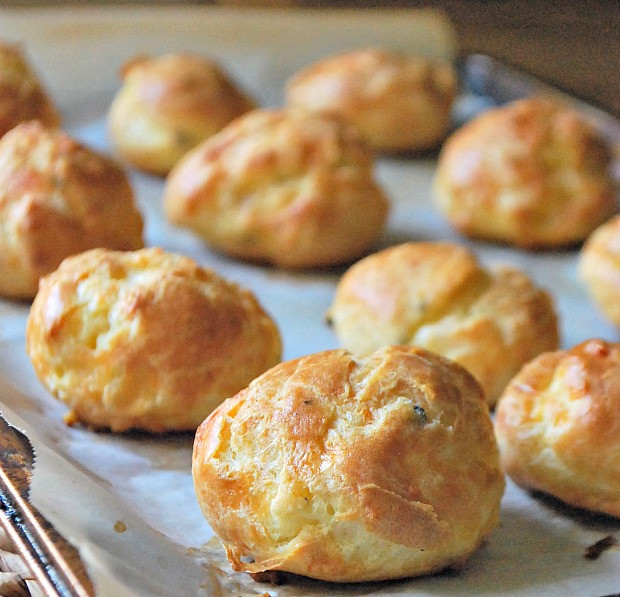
[0,43,616,291]
[1,42,618,584]
[25,242,619,583]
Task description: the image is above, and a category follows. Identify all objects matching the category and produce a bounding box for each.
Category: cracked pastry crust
[108,53,256,176]
[494,339,620,517]
[164,108,389,268]
[434,97,617,248]
[0,42,60,137]
[327,242,559,406]
[193,345,504,582]
[26,247,282,433]
[579,215,620,326]
[286,47,456,152]
[0,121,143,299]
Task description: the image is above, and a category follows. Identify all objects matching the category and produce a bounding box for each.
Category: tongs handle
[0,465,95,597]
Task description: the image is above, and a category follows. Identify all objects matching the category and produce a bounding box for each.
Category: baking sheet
[0,6,619,596]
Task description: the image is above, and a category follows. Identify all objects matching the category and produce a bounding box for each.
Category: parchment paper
[0,6,618,596]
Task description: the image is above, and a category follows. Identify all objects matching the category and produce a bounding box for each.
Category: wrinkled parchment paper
[0,6,618,596]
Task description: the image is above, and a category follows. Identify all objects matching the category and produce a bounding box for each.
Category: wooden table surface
[415,0,620,117]
[4,0,619,116]
[211,0,619,116]
[179,0,620,116]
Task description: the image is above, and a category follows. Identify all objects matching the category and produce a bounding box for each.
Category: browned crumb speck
[584,535,617,560]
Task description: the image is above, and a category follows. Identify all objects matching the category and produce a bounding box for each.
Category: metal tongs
[0,411,95,596]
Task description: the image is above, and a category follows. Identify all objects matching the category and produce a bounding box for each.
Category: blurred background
[3,0,619,116]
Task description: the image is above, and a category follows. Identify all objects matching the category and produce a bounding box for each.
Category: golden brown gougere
[26,247,282,433]
[434,97,617,248]
[579,215,620,327]
[327,241,560,406]
[495,339,620,518]
[286,47,457,153]
[0,42,60,137]
[108,52,256,176]
[164,108,389,268]
[0,121,143,299]
[193,345,505,582]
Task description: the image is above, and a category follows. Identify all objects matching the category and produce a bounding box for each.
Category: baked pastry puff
[26,248,282,433]
[193,345,504,582]
[0,42,60,137]
[108,53,256,175]
[286,48,456,152]
[327,242,559,406]
[0,121,143,299]
[434,97,617,248]
[164,108,389,268]
[579,214,620,326]
[495,339,620,517]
